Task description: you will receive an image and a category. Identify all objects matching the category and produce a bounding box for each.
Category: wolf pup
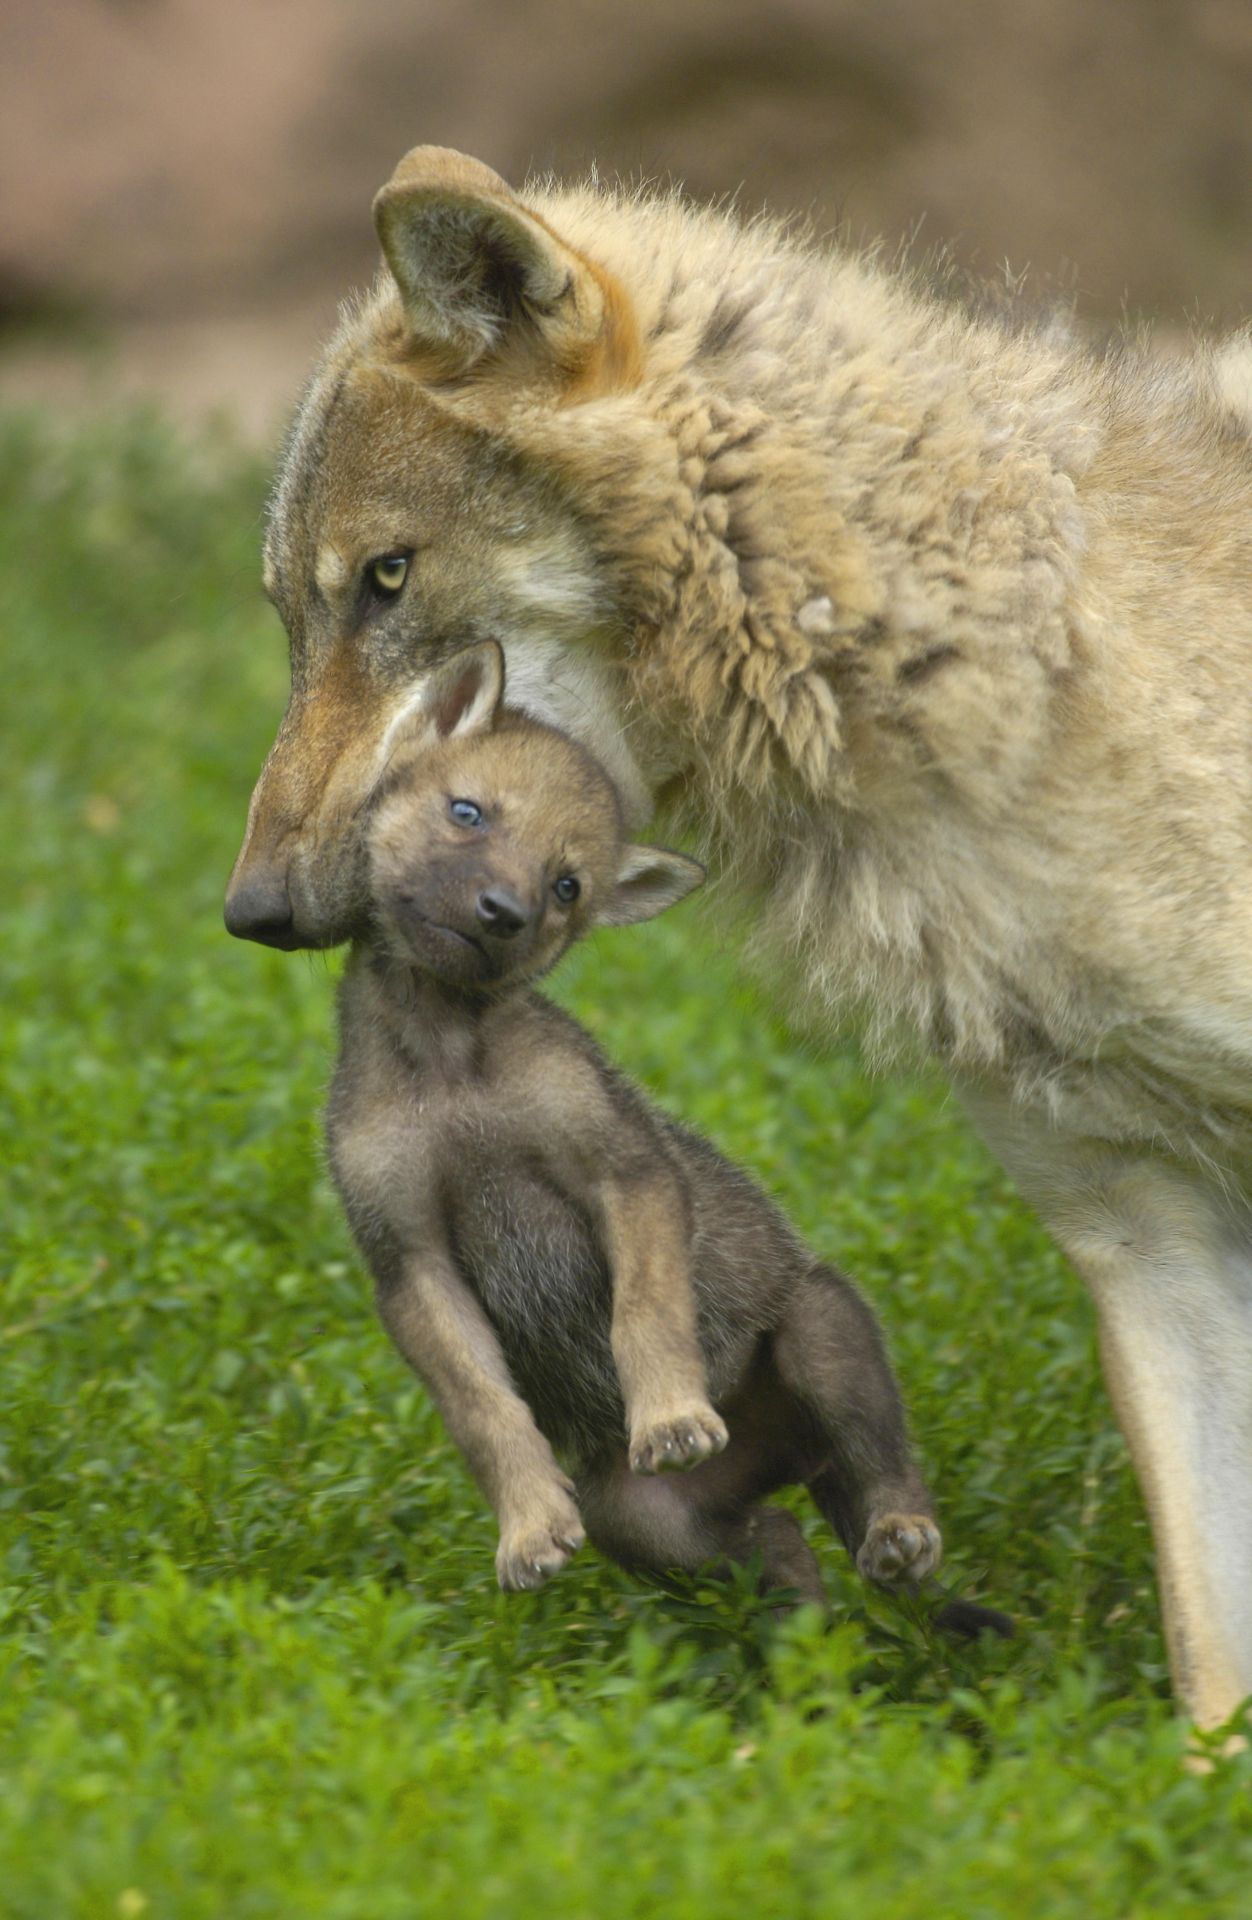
[327,638,983,1616]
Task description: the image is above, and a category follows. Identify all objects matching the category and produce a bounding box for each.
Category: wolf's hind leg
[963,1083,1252,1733]
[771,1266,941,1585]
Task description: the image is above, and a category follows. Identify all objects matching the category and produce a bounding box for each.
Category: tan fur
[227,147,1252,1729]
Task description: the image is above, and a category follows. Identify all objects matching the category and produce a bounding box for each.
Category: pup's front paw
[630,1405,729,1475]
[496,1486,585,1592]
[857,1512,943,1586]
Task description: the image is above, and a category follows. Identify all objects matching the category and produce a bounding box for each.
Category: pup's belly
[449,1167,626,1459]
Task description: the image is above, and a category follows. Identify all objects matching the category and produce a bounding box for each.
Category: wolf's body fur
[227,147,1252,1728]
[327,650,949,1606]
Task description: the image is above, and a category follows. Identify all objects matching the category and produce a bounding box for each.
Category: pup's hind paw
[857,1512,943,1586]
[630,1406,729,1475]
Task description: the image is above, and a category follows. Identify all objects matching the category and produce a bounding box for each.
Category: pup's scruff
[225,146,1252,1725]
[328,641,953,1604]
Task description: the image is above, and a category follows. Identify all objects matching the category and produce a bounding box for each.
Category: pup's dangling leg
[771,1264,942,1585]
[577,1450,828,1607]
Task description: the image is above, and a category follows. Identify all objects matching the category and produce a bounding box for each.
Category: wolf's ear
[596,847,705,928]
[378,641,505,768]
[373,146,638,382]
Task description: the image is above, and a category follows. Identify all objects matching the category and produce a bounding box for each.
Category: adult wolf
[225,145,1252,1732]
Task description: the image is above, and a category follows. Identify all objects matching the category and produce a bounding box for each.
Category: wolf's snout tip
[223,874,299,948]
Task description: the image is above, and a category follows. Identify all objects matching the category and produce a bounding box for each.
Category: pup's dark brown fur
[327,641,975,1612]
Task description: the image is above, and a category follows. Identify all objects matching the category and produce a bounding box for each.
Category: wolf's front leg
[963,1083,1252,1733]
[595,1173,729,1475]
[377,1253,585,1590]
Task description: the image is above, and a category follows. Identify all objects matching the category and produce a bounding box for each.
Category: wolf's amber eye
[370,552,409,596]
[449,798,483,827]
[553,874,581,904]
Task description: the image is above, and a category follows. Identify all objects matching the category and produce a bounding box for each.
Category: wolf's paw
[496,1486,585,1592]
[630,1406,729,1475]
[857,1512,943,1586]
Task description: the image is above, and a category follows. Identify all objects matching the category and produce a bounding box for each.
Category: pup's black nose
[476,887,528,938]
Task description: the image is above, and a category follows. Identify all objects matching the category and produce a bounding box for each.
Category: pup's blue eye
[553,874,580,904]
[449,799,483,827]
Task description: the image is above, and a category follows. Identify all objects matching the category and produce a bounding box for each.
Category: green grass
[1,409,1248,1919]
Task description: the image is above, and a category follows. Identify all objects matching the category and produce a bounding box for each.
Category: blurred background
[2,0,1250,439]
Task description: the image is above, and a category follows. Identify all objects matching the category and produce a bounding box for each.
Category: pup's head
[369,640,703,994]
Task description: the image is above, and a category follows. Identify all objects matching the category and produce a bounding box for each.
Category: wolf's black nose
[476,887,528,938]
[224,873,300,948]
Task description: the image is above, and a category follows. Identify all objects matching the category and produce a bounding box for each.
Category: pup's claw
[496,1489,585,1591]
[630,1407,729,1475]
[857,1512,943,1586]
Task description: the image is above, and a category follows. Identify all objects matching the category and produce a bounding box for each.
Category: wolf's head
[225,147,673,952]
[366,640,702,995]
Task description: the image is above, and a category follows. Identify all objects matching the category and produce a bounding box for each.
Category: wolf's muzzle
[223,871,301,948]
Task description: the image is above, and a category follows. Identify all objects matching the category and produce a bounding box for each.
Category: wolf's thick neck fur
[488,187,1252,1150]
[274,176,1252,1152]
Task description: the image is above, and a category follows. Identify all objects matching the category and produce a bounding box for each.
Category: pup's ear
[422,640,506,741]
[596,847,705,928]
[373,145,637,382]
[377,641,505,768]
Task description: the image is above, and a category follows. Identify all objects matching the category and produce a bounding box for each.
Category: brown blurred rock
[2,0,1249,429]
